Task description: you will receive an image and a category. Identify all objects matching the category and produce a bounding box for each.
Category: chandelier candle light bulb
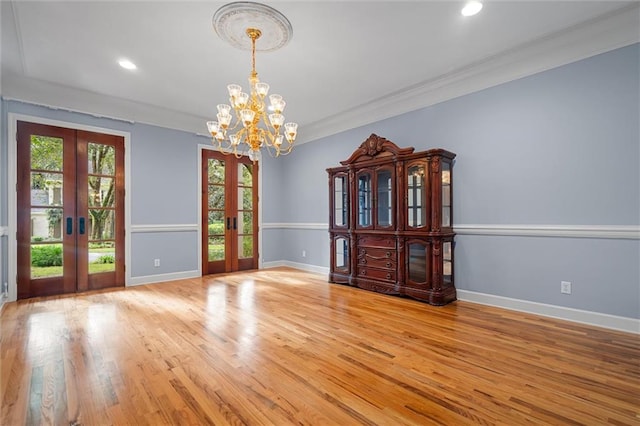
[207,3,298,162]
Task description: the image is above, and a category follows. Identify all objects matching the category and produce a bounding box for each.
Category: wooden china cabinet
[327,134,456,305]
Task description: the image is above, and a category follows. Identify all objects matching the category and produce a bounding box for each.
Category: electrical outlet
[154,259,160,267]
[302,250,306,258]
[561,281,571,294]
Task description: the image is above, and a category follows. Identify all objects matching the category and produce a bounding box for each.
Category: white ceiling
[1,1,639,143]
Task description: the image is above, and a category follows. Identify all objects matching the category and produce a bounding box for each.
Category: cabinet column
[429,156,441,232]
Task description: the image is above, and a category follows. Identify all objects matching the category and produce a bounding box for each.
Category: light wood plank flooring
[1,267,639,425]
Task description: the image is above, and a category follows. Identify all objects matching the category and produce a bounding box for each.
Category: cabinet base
[328,272,351,285]
[331,277,457,306]
[403,285,457,306]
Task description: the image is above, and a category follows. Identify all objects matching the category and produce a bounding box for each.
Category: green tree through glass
[88,143,115,240]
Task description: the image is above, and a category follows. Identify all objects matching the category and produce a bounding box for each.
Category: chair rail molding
[262,223,328,230]
[131,224,199,233]
[261,223,639,239]
[454,224,640,240]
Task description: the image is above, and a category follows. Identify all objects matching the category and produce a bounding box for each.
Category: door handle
[227,217,231,230]
[79,217,86,235]
[66,217,73,235]
[233,217,237,230]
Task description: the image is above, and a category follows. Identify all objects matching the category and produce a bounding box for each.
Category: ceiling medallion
[213,2,293,51]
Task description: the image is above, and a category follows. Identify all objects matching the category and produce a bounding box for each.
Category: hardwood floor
[1,267,639,425]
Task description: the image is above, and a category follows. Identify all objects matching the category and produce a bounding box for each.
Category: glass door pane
[357,172,372,227]
[208,159,226,262]
[408,242,428,283]
[334,175,348,227]
[407,165,426,228]
[29,136,65,279]
[87,143,116,274]
[237,162,255,260]
[376,168,393,227]
[335,237,349,271]
[443,241,452,285]
[442,162,451,227]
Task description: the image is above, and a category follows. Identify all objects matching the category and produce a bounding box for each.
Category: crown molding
[1,73,210,135]
[299,3,640,144]
[2,4,638,142]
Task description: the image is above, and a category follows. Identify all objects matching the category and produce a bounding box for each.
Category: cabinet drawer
[358,247,396,269]
[358,256,396,270]
[357,267,396,282]
[358,235,396,249]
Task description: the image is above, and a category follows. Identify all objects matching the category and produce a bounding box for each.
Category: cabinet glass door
[407,241,429,284]
[376,168,393,228]
[443,241,452,285]
[407,164,427,228]
[442,162,451,227]
[335,236,349,272]
[357,172,372,227]
[333,174,348,227]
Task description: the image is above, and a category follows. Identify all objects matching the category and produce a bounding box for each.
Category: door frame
[7,113,132,302]
[197,144,264,276]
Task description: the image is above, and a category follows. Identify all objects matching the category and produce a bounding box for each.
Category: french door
[202,150,258,274]
[16,121,125,299]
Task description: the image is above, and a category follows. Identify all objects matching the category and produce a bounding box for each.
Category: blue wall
[1,44,638,321]
[0,101,213,285]
[265,43,640,319]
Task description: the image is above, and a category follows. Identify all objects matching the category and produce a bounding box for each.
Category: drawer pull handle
[361,270,367,276]
[386,251,390,257]
[386,273,391,280]
[386,262,391,268]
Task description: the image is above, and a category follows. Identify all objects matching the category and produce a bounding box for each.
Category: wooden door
[202,150,258,274]
[16,121,125,299]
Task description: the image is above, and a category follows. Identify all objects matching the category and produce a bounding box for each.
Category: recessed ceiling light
[461,1,483,17]
[118,59,137,70]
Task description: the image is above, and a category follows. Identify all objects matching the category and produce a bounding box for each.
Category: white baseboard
[128,270,200,287]
[0,297,7,315]
[261,261,638,334]
[457,289,639,334]
[262,260,330,277]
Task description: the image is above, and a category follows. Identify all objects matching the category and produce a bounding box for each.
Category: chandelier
[207,2,298,162]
